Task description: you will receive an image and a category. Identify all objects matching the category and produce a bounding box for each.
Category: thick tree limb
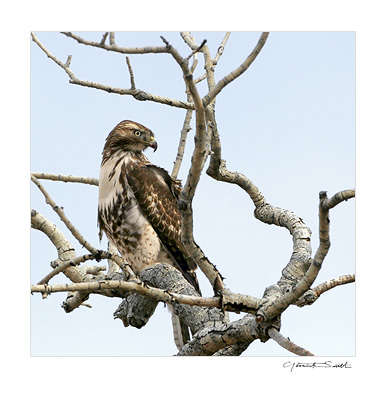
[31,209,82,284]
[176,313,279,356]
[31,209,129,308]
[212,342,252,356]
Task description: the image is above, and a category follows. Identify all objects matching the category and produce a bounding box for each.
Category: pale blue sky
[31,32,355,356]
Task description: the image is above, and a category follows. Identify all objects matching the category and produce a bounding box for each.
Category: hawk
[98,120,200,349]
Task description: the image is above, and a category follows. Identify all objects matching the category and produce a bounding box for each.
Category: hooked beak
[149,139,158,152]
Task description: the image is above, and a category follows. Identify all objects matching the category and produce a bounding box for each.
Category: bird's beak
[149,139,158,152]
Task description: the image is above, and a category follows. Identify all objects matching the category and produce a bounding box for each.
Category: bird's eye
[134,130,142,137]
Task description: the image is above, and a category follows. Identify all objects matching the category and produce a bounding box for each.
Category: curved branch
[267,327,315,356]
[206,115,312,321]
[37,253,96,285]
[321,188,355,210]
[202,32,269,107]
[313,274,355,298]
[257,188,355,321]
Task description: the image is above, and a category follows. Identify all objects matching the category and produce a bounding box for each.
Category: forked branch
[31,32,195,110]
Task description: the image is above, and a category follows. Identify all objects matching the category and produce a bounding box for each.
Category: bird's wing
[123,160,200,293]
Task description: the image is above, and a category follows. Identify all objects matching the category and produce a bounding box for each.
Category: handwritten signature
[283,361,352,372]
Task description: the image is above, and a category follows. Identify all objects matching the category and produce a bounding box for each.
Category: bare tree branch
[321,189,355,210]
[109,32,115,46]
[62,31,170,54]
[160,36,225,291]
[31,32,195,110]
[37,253,97,285]
[31,32,354,356]
[100,32,108,45]
[176,313,278,356]
[256,189,355,321]
[171,108,193,179]
[31,175,135,280]
[267,327,315,356]
[202,32,269,107]
[31,209,82,285]
[205,114,312,322]
[125,56,136,90]
[31,175,97,254]
[32,172,99,186]
[313,274,355,298]
[213,32,231,65]
[31,268,222,309]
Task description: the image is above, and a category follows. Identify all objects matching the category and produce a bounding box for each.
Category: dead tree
[31,32,355,356]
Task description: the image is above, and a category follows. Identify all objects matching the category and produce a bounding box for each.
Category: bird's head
[103,120,158,156]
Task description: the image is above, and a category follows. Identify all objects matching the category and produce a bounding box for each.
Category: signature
[283,361,352,372]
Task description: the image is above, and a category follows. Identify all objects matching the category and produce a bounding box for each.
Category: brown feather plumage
[98,120,200,294]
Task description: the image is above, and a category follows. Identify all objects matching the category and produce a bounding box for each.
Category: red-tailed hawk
[98,120,200,349]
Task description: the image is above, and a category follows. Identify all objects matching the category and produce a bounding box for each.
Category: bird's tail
[168,304,191,350]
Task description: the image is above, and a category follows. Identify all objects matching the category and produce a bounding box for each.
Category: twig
[185,39,207,62]
[267,327,315,356]
[37,253,97,285]
[31,172,99,186]
[100,32,108,45]
[109,32,115,46]
[126,56,136,89]
[65,55,72,68]
[213,32,231,65]
[171,108,193,179]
